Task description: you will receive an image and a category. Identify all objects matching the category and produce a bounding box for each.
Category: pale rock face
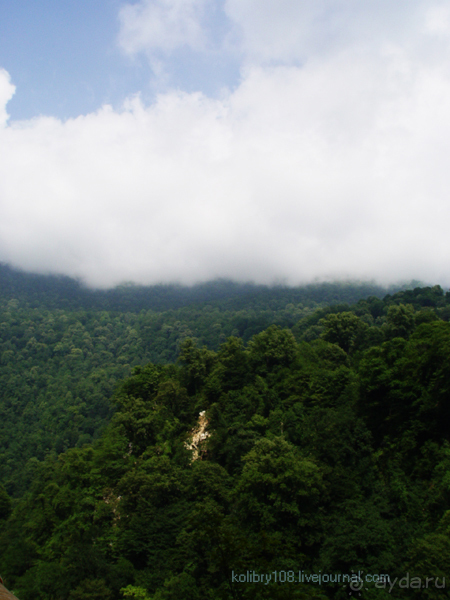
[185,410,210,460]
[0,582,21,600]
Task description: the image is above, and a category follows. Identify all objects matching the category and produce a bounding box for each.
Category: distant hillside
[0,262,407,312]
[1,266,445,499]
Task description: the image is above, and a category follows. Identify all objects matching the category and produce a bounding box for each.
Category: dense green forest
[1,266,450,599]
[0,264,401,312]
[0,264,403,497]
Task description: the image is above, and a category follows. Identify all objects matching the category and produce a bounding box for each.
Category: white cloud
[425,4,450,35]
[223,0,450,70]
[117,0,450,71]
[2,1,450,288]
[118,0,209,56]
[0,69,15,127]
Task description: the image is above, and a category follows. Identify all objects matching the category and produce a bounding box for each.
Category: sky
[1,1,450,289]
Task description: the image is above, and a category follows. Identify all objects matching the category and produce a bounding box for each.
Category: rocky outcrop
[184,410,210,460]
[0,582,20,600]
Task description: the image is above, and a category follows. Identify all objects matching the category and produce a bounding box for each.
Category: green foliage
[384,303,416,339]
[319,311,368,353]
[69,579,113,600]
[0,275,402,497]
[2,276,450,599]
[121,585,152,600]
[234,436,324,541]
[0,486,12,520]
[0,263,401,312]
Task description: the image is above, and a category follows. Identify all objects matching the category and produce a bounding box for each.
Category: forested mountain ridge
[0,263,403,312]
[0,270,410,497]
[0,279,450,599]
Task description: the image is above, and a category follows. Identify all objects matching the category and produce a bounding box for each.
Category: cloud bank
[1,1,450,288]
[118,0,209,57]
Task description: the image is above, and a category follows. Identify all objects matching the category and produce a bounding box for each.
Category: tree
[247,326,298,373]
[69,579,112,600]
[234,437,324,535]
[0,486,12,521]
[384,304,415,339]
[319,312,368,354]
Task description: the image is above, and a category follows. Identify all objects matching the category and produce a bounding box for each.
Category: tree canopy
[1,277,450,598]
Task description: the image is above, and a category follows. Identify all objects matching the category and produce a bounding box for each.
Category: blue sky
[0,0,239,121]
[1,1,450,288]
[0,1,124,120]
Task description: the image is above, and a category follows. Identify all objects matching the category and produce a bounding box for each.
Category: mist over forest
[3,0,450,288]
[2,0,450,598]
